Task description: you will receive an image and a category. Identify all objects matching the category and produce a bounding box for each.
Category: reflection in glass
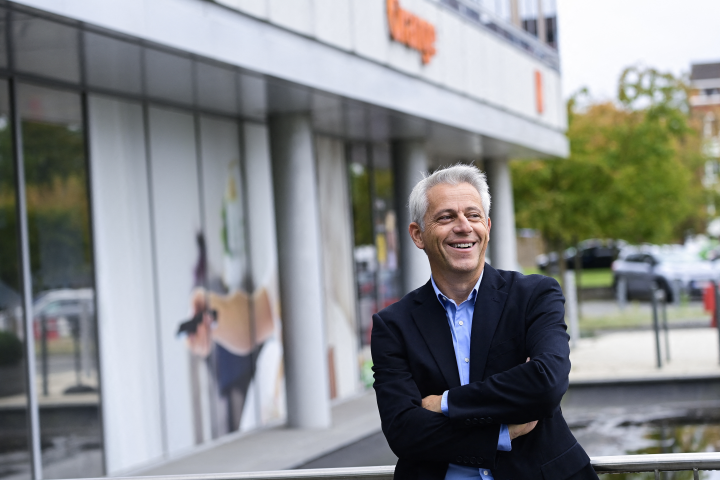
[18,83,102,479]
[348,144,375,347]
[84,32,142,94]
[13,15,80,83]
[371,145,401,312]
[144,48,193,105]
[0,80,31,480]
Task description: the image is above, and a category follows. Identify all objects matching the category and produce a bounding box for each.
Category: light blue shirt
[431,273,511,480]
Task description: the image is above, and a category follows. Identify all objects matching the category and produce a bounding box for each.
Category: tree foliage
[512,66,707,248]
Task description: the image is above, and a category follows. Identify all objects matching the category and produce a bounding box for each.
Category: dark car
[537,240,622,273]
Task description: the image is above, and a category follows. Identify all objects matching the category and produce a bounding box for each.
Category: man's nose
[454,214,472,233]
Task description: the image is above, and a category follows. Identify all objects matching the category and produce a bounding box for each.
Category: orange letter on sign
[386,0,436,65]
[535,70,544,114]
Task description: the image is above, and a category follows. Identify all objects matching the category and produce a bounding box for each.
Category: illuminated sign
[386,0,437,65]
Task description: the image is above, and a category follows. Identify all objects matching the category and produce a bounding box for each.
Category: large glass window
[348,144,374,347]
[18,83,102,479]
[0,80,31,480]
[371,145,401,312]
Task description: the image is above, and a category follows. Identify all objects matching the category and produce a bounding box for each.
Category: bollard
[651,282,662,369]
[659,288,670,362]
[716,281,720,366]
[564,270,580,348]
[616,275,627,310]
[41,313,49,396]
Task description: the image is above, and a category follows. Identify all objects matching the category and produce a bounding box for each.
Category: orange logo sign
[535,70,544,114]
[386,0,437,65]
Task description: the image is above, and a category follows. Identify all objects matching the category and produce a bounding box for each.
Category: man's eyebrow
[432,208,456,217]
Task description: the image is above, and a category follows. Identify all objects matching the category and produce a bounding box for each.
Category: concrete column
[392,140,432,294]
[268,114,331,429]
[485,157,519,271]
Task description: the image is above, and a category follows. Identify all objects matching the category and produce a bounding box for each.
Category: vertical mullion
[7,7,43,479]
[78,23,108,476]
[9,78,43,480]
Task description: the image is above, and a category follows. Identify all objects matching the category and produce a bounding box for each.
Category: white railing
[57,453,720,480]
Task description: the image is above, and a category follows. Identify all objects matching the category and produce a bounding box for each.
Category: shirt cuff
[441,390,449,416]
[497,424,512,451]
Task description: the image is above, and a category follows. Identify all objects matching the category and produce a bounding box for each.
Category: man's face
[409,182,490,280]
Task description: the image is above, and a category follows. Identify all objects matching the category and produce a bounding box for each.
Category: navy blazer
[371,265,598,480]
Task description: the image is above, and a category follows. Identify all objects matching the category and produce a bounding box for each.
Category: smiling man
[371,164,597,480]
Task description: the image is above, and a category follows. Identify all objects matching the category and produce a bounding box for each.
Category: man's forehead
[427,183,483,209]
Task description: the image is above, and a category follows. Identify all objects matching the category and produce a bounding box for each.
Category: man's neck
[431,267,483,304]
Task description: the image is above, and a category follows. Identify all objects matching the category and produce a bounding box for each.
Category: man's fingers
[509,420,539,440]
[421,395,442,413]
[526,357,530,363]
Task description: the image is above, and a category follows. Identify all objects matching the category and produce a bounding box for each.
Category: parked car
[537,239,622,272]
[611,248,717,302]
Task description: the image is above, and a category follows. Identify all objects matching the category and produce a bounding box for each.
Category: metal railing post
[41,313,48,396]
[651,282,662,368]
[715,281,720,366]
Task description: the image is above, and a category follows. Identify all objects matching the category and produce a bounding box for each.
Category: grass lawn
[522,268,614,288]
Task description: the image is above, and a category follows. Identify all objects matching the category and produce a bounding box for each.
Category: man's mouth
[449,242,475,249]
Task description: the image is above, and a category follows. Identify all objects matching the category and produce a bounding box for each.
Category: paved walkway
[569,327,720,381]
[135,326,720,476]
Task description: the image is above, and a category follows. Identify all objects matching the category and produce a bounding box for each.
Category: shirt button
[483,470,489,475]
[464,358,469,363]
[459,320,464,325]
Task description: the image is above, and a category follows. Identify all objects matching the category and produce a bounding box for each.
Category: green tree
[512,67,707,257]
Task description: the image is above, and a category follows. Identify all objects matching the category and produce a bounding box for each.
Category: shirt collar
[431,270,484,307]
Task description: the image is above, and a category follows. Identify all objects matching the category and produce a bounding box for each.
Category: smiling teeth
[454,243,473,248]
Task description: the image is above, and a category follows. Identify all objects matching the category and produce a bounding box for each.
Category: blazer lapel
[411,281,461,389]
[469,264,509,382]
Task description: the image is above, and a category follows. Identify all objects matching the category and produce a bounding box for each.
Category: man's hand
[509,420,538,440]
[421,395,443,413]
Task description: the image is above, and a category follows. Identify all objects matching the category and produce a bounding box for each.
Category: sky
[557,0,720,102]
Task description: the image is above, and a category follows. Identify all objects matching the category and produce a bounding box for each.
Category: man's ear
[408,222,425,250]
[487,217,491,235]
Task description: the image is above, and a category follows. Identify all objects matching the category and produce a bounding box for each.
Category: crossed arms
[371,278,569,464]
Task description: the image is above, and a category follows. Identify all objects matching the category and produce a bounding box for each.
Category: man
[371,165,597,480]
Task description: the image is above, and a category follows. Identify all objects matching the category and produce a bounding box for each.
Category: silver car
[612,248,717,301]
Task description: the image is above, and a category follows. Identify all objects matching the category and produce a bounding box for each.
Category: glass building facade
[0,4,286,479]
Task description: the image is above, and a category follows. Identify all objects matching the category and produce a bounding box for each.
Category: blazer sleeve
[371,312,501,467]
[447,276,570,424]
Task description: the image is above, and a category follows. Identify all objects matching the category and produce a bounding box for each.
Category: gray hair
[408,164,491,229]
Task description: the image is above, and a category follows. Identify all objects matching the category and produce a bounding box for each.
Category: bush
[0,331,23,366]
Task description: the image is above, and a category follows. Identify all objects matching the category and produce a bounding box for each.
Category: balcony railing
[432,0,560,72]
[70,453,720,480]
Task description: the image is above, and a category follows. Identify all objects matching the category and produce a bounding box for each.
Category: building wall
[13,0,568,157]
[212,0,565,132]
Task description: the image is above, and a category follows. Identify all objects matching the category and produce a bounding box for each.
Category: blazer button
[465,419,471,426]
[477,456,484,464]
[469,457,476,464]
[456,456,463,463]
[472,418,478,425]
[487,417,493,422]
[464,457,469,464]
